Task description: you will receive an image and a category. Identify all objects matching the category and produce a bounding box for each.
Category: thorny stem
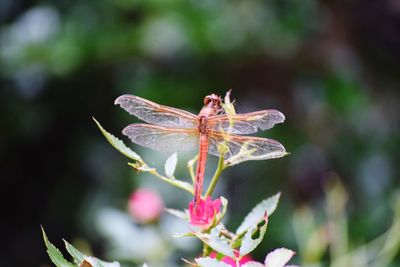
[205,155,226,198]
[127,162,194,194]
[148,169,194,194]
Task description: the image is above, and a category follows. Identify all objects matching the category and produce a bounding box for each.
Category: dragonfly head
[204,94,222,111]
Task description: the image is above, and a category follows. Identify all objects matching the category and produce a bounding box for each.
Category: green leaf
[77,257,120,267]
[64,240,85,264]
[242,262,265,267]
[239,216,268,256]
[196,257,232,267]
[93,117,142,162]
[193,226,235,258]
[236,192,280,235]
[165,208,189,220]
[165,152,177,178]
[64,239,120,267]
[41,227,74,267]
[264,248,295,267]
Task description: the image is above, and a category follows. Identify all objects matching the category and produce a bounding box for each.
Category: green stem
[148,169,194,194]
[127,162,194,194]
[205,155,225,198]
[202,243,211,257]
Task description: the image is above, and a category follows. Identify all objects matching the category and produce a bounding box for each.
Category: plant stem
[202,243,211,257]
[128,159,195,195]
[205,155,225,198]
[148,169,194,194]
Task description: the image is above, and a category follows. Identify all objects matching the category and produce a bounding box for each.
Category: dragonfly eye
[212,98,221,107]
[204,94,222,108]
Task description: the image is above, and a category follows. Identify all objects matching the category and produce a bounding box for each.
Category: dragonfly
[115,93,286,206]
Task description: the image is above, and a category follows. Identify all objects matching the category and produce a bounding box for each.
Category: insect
[115,92,286,206]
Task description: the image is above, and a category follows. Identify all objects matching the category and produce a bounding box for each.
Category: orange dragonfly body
[115,93,286,206]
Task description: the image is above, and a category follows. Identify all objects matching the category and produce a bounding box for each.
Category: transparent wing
[208,110,285,135]
[122,124,198,152]
[208,131,286,165]
[115,94,198,128]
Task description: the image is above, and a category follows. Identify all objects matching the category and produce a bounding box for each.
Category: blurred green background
[1,0,399,266]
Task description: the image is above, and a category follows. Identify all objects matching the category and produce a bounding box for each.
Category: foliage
[292,176,400,267]
[42,227,120,267]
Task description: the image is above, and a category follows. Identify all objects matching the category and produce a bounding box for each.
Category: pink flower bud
[188,197,222,229]
[210,250,253,266]
[128,188,164,224]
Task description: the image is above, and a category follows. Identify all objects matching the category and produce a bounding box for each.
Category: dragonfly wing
[208,110,285,134]
[115,94,198,128]
[122,124,198,152]
[208,131,286,165]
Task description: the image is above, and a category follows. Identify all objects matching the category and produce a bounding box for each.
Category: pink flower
[210,250,253,266]
[128,188,164,224]
[189,197,222,229]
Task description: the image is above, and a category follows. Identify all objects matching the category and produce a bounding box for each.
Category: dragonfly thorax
[198,116,209,134]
